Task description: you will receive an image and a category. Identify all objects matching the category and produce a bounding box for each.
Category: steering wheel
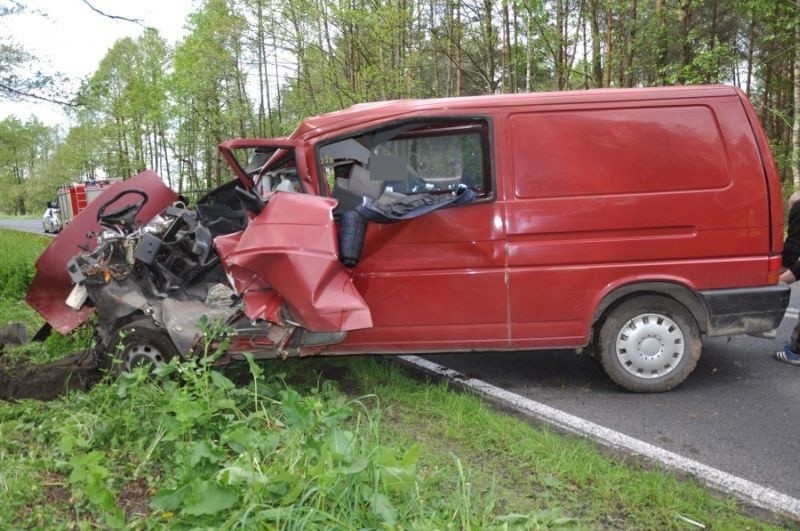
[96,189,149,228]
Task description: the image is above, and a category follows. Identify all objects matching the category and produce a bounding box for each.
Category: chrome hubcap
[615,313,684,379]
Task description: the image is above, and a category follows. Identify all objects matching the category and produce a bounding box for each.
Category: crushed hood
[215,192,372,332]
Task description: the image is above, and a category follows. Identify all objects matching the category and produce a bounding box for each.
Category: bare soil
[0,353,103,401]
[118,477,151,520]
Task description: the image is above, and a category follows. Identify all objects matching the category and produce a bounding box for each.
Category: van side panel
[513,106,730,198]
[504,96,771,347]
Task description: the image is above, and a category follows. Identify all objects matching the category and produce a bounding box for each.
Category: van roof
[293,84,740,139]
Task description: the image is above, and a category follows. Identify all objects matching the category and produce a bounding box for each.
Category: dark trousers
[792,320,800,352]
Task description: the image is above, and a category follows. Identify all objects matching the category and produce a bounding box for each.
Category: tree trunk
[745,10,756,98]
[589,0,602,87]
[502,0,511,92]
[603,7,612,87]
[624,0,637,87]
[793,1,800,190]
[654,0,668,84]
[555,0,568,89]
[677,0,693,84]
[525,6,532,91]
[484,0,496,92]
[455,0,462,95]
[256,0,267,138]
[706,0,718,83]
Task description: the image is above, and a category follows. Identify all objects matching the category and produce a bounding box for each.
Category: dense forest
[0,0,799,214]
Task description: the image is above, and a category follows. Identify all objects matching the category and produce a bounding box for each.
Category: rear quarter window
[510,106,730,199]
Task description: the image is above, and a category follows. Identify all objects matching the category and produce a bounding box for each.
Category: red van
[28,85,790,391]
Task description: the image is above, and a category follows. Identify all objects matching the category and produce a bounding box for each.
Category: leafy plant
[20,318,543,528]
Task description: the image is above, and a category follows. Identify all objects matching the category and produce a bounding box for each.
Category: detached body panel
[27,172,177,334]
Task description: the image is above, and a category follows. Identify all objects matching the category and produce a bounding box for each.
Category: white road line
[398,355,800,522]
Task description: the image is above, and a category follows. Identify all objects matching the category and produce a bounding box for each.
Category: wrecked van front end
[26,141,372,370]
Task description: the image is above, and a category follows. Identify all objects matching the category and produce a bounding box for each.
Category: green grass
[0,228,83,363]
[1,340,565,529]
[0,228,50,300]
[0,228,791,529]
[2,352,782,529]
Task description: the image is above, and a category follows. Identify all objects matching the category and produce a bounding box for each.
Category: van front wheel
[107,318,179,374]
[597,296,701,392]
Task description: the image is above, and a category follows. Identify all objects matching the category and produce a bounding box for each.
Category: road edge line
[398,355,800,522]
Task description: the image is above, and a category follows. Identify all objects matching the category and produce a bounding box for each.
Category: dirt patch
[118,477,151,520]
[42,472,71,506]
[0,352,103,401]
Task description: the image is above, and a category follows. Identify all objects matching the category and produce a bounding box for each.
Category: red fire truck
[56,179,122,226]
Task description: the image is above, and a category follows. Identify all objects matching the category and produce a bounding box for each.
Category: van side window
[319,120,490,209]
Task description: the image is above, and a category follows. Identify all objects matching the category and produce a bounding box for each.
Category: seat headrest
[344,164,383,199]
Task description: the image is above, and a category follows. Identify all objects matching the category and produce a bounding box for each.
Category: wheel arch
[591,281,709,340]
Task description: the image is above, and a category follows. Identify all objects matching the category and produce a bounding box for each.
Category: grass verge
[0,228,83,363]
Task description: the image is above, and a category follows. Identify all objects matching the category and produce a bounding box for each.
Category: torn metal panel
[93,280,149,325]
[216,192,372,332]
[240,288,284,323]
[25,143,370,361]
[160,299,239,356]
[26,172,178,334]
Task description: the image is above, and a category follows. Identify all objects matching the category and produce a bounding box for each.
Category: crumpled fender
[215,192,373,332]
[26,172,177,334]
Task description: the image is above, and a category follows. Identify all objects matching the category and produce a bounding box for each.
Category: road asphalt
[0,218,48,235]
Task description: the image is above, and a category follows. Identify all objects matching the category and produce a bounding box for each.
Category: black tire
[597,295,701,392]
[107,318,178,374]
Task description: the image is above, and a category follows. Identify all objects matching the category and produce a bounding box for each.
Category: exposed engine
[63,186,294,364]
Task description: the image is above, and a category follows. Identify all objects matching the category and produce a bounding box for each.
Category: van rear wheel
[597,295,701,392]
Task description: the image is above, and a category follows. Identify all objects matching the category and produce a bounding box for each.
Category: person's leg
[775,320,800,365]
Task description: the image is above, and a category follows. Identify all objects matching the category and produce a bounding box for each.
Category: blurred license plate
[66,284,88,310]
